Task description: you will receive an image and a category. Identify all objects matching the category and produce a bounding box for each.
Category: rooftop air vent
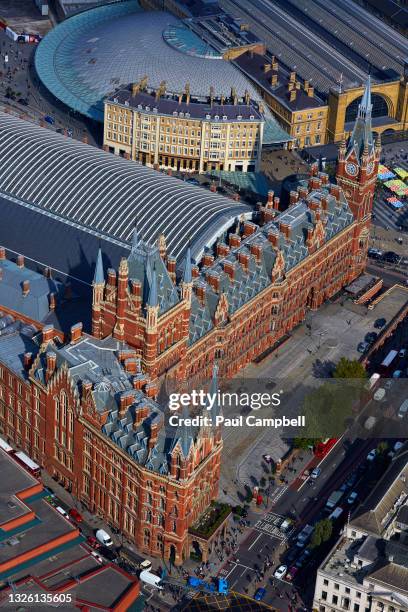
[222,115,227,120]
[214,115,219,120]
[206,114,211,120]
[237,115,242,120]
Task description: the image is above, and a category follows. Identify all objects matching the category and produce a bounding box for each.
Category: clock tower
[336,75,381,224]
[335,75,381,277]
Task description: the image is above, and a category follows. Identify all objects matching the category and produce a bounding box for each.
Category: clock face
[366,161,374,175]
[346,162,358,176]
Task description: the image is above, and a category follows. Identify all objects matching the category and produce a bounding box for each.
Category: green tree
[376,441,388,455]
[310,518,333,548]
[293,438,320,450]
[333,357,367,379]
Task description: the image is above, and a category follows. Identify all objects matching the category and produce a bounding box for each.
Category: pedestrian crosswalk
[254,511,295,541]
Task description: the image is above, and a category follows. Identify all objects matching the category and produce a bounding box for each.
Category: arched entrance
[169,545,177,565]
[190,540,203,562]
[345,93,389,123]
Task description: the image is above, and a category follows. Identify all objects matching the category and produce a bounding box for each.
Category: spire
[347,74,374,160]
[131,221,139,251]
[183,245,192,284]
[147,264,158,308]
[93,248,104,285]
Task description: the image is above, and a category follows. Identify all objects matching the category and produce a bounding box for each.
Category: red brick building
[0,79,379,566]
[91,77,380,382]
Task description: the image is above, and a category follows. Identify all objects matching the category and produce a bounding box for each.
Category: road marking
[248,533,262,551]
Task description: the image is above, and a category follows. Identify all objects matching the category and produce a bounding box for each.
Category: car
[18,98,28,106]
[339,482,348,492]
[399,349,407,358]
[87,536,100,549]
[285,566,298,581]
[254,587,266,601]
[55,506,69,519]
[274,565,287,580]
[367,449,376,461]
[69,508,83,523]
[347,491,358,504]
[392,370,403,378]
[310,467,321,480]
[373,387,386,401]
[365,332,378,343]
[382,251,399,264]
[345,473,358,489]
[393,441,404,452]
[91,551,104,564]
[44,115,55,125]
[374,318,386,329]
[185,178,200,185]
[358,341,369,353]
[367,248,383,259]
[99,545,117,561]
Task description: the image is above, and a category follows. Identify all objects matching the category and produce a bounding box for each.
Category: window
[321,591,328,601]
[353,605,359,612]
[332,595,338,605]
[345,588,350,594]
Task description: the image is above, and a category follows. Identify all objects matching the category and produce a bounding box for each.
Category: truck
[325,490,343,510]
[296,524,314,547]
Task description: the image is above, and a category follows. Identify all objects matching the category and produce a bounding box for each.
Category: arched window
[345,93,388,123]
[60,391,67,427]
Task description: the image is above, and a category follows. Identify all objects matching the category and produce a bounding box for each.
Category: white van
[95,529,113,547]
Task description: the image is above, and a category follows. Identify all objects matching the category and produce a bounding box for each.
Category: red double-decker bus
[314,438,338,459]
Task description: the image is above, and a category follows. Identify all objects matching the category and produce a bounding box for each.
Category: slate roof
[31,333,218,474]
[0,258,62,322]
[188,179,354,344]
[0,316,39,379]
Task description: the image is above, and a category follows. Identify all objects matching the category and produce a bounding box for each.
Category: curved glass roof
[34,1,261,122]
[0,112,251,262]
[162,24,221,59]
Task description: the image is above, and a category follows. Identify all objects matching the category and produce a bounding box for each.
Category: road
[218,436,381,609]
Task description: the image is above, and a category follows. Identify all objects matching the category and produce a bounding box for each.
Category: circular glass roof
[34,0,260,122]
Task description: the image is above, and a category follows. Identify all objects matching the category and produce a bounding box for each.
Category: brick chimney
[267,190,274,208]
[279,222,291,241]
[0,247,5,260]
[202,254,214,267]
[223,261,235,281]
[145,381,158,398]
[22,280,30,296]
[119,391,134,417]
[216,243,229,258]
[308,199,319,211]
[133,404,149,428]
[270,73,278,87]
[229,234,241,249]
[42,324,54,344]
[319,172,329,186]
[309,176,321,190]
[195,283,206,304]
[167,256,176,281]
[321,196,328,211]
[329,184,340,200]
[273,196,280,210]
[250,243,263,263]
[192,265,200,278]
[45,352,56,383]
[131,280,141,297]
[124,358,138,374]
[298,186,308,200]
[268,231,279,248]
[243,221,257,237]
[149,420,162,450]
[70,322,83,344]
[17,255,24,268]
[238,251,250,271]
[24,352,32,370]
[290,90,296,102]
[289,191,299,206]
[308,86,314,97]
[49,292,56,310]
[207,271,220,293]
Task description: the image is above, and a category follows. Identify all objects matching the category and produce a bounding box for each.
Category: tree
[293,438,320,450]
[333,357,367,379]
[376,441,388,455]
[310,519,333,549]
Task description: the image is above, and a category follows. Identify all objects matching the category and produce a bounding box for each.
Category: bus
[14,451,41,477]
[380,350,398,376]
[314,438,338,459]
[0,437,13,454]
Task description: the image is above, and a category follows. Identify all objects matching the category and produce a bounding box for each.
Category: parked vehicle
[87,536,100,549]
[374,318,387,329]
[69,508,83,523]
[382,251,399,264]
[56,506,69,519]
[367,248,384,260]
[373,388,386,401]
[296,524,314,547]
[44,115,55,125]
[328,507,344,520]
[285,566,298,581]
[365,332,378,344]
[95,529,113,547]
[310,467,321,480]
[347,491,358,505]
[358,341,369,353]
[367,449,376,461]
[254,587,266,601]
[326,490,343,510]
[397,399,408,419]
[274,565,287,580]
[399,349,407,358]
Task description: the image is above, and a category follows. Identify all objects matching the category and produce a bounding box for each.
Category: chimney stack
[42,325,54,344]
[289,191,299,206]
[0,247,5,260]
[192,265,200,278]
[49,292,56,310]
[243,221,257,237]
[22,280,30,296]
[24,352,32,370]
[196,283,206,304]
[45,352,57,383]
[229,234,241,249]
[17,255,24,268]
[107,269,116,286]
[268,231,279,248]
[271,73,278,87]
[238,251,250,271]
[273,196,280,210]
[70,322,83,344]
[267,190,274,207]
[279,222,291,241]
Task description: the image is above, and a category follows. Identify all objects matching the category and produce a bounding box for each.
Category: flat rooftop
[0,452,36,525]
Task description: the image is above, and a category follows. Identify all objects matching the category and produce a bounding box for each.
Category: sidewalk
[370,225,408,256]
